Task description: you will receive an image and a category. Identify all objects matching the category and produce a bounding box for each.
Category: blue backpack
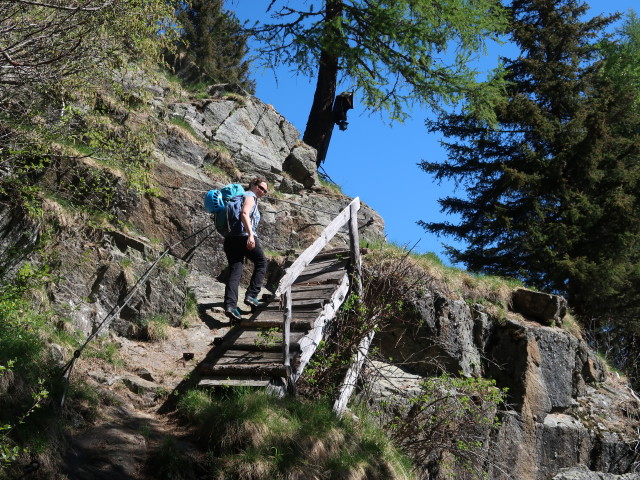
[203,184,254,237]
[204,183,244,213]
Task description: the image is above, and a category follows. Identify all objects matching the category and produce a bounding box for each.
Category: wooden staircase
[198,249,350,390]
[197,197,368,406]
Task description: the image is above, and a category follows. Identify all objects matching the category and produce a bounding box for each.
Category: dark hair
[249,177,267,189]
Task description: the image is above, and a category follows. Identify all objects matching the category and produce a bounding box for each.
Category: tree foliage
[248,0,507,159]
[0,0,179,212]
[168,0,254,92]
[419,1,640,326]
[0,0,178,99]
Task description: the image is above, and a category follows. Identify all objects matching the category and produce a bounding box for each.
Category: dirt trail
[61,273,239,479]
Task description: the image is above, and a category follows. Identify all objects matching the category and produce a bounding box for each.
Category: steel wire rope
[58,219,217,407]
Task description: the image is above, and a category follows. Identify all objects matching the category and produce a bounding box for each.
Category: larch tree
[247,0,507,165]
[419,1,640,325]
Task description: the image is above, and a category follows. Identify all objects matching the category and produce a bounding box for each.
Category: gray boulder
[512,287,568,326]
[283,144,320,189]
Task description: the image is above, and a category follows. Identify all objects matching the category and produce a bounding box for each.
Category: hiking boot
[244,296,260,308]
[225,307,242,323]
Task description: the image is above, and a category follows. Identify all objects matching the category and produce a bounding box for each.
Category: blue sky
[227,0,636,264]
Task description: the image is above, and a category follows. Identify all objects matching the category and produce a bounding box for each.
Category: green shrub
[170,117,199,138]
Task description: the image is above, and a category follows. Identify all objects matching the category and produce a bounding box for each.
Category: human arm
[241,195,256,250]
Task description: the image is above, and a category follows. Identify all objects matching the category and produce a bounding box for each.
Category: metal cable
[59,220,216,407]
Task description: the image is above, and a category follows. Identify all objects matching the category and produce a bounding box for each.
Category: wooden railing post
[283,286,292,371]
[348,198,362,297]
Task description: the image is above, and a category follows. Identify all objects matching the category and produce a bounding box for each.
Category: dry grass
[364,242,518,314]
[561,311,584,339]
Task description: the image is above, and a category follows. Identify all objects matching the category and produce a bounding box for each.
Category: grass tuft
[176,388,415,479]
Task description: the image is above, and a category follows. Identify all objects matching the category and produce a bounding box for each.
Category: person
[223,177,268,322]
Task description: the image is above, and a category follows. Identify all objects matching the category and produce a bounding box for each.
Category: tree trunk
[303,0,342,166]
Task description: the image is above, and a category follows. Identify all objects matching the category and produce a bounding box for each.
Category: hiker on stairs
[224,177,269,322]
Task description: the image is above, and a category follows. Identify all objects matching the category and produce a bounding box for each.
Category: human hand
[247,235,256,250]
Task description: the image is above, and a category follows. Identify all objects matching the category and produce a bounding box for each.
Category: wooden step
[294,268,348,285]
[249,309,321,321]
[290,284,340,294]
[282,248,350,268]
[312,248,350,262]
[207,349,285,363]
[199,361,287,378]
[221,329,304,352]
[262,299,325,311]
[302,259,349,273]
[301,259,348,276]
[198,377,272,388]
[240,316,313,330]
[262,286,336,302]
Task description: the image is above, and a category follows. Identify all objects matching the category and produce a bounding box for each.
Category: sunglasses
[256,184,267,193]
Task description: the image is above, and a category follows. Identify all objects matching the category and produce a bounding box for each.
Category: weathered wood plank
[300,259,349,276]
[283,287,292,368]
[261,299,325,311]
[209,350,284,363]
[333,327,376,416]
[198,378,271,388]
[290,284,341,294]
[239,317,312,330]
[293,268,347,285]
[275,198,359,296]
[291,273,350,383]
[251,309,320,320]
[199,362,288,377]
[349,199,363,298]
[310,248,351,263]
[263,291,330,303]
[222,330,304,352]
[289,288,337,299]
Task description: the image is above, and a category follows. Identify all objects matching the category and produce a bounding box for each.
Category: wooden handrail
[275,197,360,297]
[274,197,362,390]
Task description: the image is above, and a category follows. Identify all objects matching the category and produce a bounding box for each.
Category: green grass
[203,163,228,178]
[158,254,175,269]
[176,388,416,479]
[319,177,344,195]
[84,339,125,367]
[362,239,524,312]
[138,315,170,342]
[180,291,198,328]
[0,264,69,474]
[170,117,199,138]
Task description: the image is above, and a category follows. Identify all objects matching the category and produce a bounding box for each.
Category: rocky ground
[60,271,272,480]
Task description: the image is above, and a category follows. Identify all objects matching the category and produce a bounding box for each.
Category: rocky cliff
[2,71,638,480]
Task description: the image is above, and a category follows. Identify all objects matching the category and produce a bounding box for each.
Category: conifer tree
[419,0,640,324]
[170,0,254,92]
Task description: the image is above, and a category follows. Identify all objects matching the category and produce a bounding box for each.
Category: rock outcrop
[374,291,640,479]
